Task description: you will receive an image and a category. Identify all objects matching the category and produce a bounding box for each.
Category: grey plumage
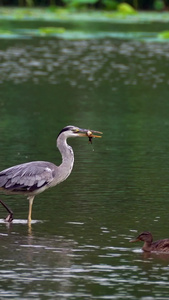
[0,125,102,223]
[0,161,56,193]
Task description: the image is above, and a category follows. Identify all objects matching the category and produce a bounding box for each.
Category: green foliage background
[0,0,168,10]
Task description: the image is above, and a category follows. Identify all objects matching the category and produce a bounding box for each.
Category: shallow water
[1,24,169,299]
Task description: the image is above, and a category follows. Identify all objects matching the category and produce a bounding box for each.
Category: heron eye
[74,129,79,133]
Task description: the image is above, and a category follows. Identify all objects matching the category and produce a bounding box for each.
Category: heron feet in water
[5,212,13,223]
[0,199,13,223]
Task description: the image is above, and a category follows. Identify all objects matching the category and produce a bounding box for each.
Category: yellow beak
[77,129,103,138]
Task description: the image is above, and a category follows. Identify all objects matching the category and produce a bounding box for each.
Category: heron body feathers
[0,161,56,194]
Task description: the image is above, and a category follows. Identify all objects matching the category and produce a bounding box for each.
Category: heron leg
[0,199,13,222]
[27,196,34,224]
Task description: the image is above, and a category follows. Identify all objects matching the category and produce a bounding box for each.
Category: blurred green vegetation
[158,30,169,38]
[62,0,98,9]
[0,0,168,11]
[38,26,66,34]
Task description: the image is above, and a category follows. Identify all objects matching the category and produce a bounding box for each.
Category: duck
[130,231,169,253]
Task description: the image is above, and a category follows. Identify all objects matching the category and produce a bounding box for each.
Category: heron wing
[0,161,56,193]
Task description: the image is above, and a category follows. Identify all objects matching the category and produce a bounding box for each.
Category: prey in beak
[86,130,102,144]
[77,129,103,144]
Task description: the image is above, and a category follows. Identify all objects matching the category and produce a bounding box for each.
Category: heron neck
[57,134,74,181]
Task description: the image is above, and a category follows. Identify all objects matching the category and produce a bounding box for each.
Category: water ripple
[0,39,169,89]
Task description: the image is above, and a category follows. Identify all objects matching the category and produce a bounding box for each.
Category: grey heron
[0,125,102,223]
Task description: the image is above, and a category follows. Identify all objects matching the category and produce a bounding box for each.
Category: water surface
[0,28,169,299]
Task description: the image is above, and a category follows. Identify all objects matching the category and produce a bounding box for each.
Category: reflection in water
[142,251,169,262]
[0,225,77,298]
[0,218,41,236]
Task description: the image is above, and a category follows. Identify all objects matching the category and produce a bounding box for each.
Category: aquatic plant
[62,0,98,9]
[25,0,34,7]
[38,27,66,35]
[102,0,118,10]
[153,0,165,11]
[117,2,137,14]
[158,30,169,39]
[0,29,12,35]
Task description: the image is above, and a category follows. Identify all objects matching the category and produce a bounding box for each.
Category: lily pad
[0,29,12,35]
[158,30,169,39]
[38,27,66,35]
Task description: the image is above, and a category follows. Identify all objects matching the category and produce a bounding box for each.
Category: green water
[1,21,169,299]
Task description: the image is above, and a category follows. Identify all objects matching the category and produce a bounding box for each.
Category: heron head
[58,125,102,139]
[130,231,153,243]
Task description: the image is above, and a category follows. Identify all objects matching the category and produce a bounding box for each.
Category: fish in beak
[77,129,103,143]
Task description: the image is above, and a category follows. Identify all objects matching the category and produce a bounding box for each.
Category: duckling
[130,231,169,253]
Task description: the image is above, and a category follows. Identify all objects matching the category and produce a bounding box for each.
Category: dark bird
[0,125,102,223]
[130,231,169,253]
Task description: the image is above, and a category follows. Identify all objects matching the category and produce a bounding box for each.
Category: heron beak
[77,129,103,138]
